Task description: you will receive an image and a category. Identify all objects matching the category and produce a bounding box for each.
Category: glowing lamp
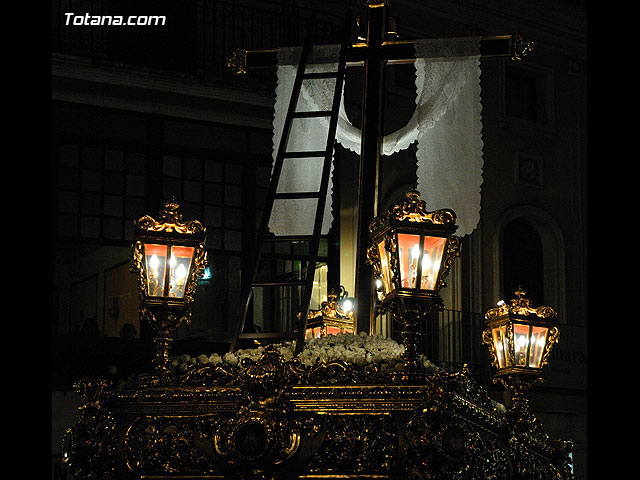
[367,190,461,304]
[367,189,461,372]
[131,198,207,384]
[483,287,559,393]
[305,287,356,340]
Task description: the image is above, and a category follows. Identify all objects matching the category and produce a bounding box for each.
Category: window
[162,155,243,252]
[501,218,544,305]
[505,65,550,123]
[55,143,146,242]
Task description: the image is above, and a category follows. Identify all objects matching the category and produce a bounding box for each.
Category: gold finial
[226,49,247,75]
[388,189,457,225]
[511,34,534,61]
[486,287,556,320]
[135,198,206,236]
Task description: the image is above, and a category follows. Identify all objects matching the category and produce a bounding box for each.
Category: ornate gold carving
[226,48,247,74]
[387,189,457,225]
[511,34,534,60]
[438,234,461,292]
[367,0,391,7]
[366,243,381,277]
[485,287,557,320]
[63,349,576,480]
[62,379,119,479]
[124,415,218,475]
[135,197,205,235]
[308,415,397,474]
[482,325,500,370]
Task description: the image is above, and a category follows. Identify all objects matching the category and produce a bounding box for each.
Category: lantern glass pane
[306,327,320,340]
[513,323,531,367]
[377,238,393,294]
[420,236,447,291]
[397,233,421,288]
[168,246,194,298]
[501,325,513,367]
[528,326,548,368]
[144,243,168,297]
[492,326,506,369]
[326,326,341,336]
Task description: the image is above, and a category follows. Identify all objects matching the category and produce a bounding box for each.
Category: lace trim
[270,38,483,236]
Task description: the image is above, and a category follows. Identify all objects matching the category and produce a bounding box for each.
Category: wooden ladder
[230,13,351,354]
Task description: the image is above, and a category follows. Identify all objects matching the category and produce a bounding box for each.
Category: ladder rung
[282,151,327,158]
[302,71,339,79]
[238,332,297,340]
[293,110,333,118]
[274,191,321,199]
[262,235,314,242]
[252,280,307,287]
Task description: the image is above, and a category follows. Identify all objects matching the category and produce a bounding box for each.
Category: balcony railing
[390,309,486,375]
[52,0,345,77]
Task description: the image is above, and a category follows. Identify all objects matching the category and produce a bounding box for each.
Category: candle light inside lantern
[144,244,168,297]
[411,243,420,287]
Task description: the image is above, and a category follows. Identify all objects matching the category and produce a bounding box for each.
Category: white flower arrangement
[170,331,439,375]
[168,332,506,414]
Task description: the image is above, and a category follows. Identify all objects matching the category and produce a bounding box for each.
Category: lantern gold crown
[369,189,457,232]
[485,287,556,321]
[135,197,206,236]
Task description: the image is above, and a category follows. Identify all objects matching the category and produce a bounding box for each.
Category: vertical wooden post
[354,1,387,334]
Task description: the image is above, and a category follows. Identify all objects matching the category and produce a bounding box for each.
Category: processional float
[61,2,575,479]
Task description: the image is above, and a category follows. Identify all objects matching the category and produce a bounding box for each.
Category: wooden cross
[228,0,531,334]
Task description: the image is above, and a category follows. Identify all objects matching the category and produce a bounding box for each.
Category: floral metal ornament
[226,48,248,75]
[483,287,559,394]
[511,34,534,60]
[130,198,207,385]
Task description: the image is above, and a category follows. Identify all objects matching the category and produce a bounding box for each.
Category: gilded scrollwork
[403,393,512,480]
[308,414,397,474]
[134,197,206,236]
[437,234,461,291]
[226,48,248,74]
[511,34,534,61]
[482,326,499,369]
[388,189,457,226]
[385,231,400,290]
[485,287,557,320]
[124,415,218,475]
[62,379,119,479]
[539,325,559,369]
[63,349,576,480]
[366,242,381,277]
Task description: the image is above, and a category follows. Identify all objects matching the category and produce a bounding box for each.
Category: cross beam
[228,35,530,72]
[228,1,531,335]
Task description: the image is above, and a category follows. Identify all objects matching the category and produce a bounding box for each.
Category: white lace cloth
[269,38,483,237]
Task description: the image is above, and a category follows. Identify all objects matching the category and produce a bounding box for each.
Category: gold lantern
[305,287,356,340]
[483,287,559,394]
[130,198,207,385]
[367,189,461,370]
